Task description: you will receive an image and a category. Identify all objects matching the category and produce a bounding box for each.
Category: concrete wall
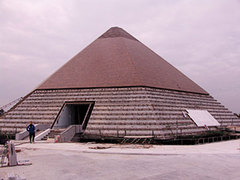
[15,124,50,140]
[54,105,71,129]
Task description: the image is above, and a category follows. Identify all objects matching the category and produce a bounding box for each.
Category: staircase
[41,129,65,140]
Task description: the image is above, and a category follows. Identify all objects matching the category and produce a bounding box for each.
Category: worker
[26,121,35,143]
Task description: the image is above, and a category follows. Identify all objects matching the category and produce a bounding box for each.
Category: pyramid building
[1,27,239,141]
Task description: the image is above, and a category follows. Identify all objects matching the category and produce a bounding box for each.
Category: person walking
[26,121,35,143]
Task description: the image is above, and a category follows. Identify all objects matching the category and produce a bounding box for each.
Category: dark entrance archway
[52,101,94,130]
[71,104,89,125]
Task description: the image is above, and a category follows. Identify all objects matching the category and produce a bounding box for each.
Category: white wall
[53,105,71,128]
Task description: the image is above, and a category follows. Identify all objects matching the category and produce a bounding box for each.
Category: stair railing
[35,128,51,141]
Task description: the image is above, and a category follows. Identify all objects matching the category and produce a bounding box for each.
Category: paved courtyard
[1,140,240,180]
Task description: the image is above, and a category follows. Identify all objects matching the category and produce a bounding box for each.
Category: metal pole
[176,120,178,137]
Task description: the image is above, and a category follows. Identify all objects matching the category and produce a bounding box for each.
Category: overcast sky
[0,0,239,113]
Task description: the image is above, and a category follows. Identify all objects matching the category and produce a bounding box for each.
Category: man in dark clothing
[26,121,35,143]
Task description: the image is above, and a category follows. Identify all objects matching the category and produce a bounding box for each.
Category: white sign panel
[186,109,220,127]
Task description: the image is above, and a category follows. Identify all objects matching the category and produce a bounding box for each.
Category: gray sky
[0,0,239,113]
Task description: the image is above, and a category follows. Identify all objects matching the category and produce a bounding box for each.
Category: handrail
[35,128,51,141]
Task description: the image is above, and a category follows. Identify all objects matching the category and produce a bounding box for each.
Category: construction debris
[0,141,31,168]
[88,143,152,150]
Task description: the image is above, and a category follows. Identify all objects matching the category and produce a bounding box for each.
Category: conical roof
[37,27,207,94]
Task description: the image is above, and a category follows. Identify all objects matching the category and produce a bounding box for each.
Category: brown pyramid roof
[37,27,207,94]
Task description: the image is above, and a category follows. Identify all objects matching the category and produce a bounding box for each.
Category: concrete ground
[1,140,240,180]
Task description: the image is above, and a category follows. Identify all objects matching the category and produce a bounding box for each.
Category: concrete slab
[1,140,240,180]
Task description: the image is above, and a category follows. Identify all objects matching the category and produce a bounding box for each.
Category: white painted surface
[54,105,71,128]
[35,129,51,141]
[186,109,220,127]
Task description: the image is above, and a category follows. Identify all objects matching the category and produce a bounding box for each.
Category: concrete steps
[41,129,65,140]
